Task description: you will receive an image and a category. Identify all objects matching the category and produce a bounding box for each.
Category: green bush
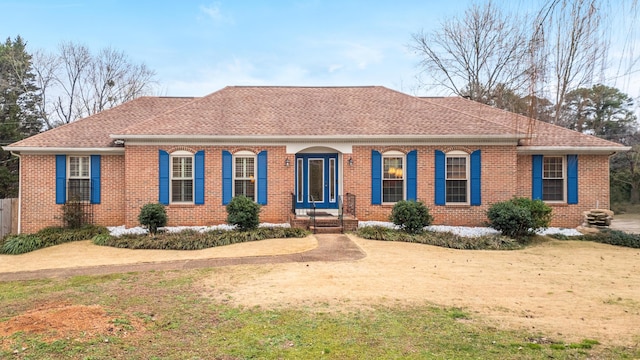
[486,201,535,240]
[509,197,552,230]
[138,203,167,235]
[389,200,433,234]
[226,196,261,231]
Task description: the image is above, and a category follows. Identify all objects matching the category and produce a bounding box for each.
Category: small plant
[390,200,433,234]
[62,199,90,229]
[138,203,167,235]
[226,195,261,231]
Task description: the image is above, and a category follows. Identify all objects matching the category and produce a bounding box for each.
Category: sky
[2,0,640,101]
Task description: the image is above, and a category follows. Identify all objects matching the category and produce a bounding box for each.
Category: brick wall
[19,146,613,233]
[20,154,125,234]
[516,154,611,227]
[123,145,293,228]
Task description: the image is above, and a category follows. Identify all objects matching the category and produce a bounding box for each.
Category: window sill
[544,202,568,207]
[168,203,196,208]
[444,203,471,208]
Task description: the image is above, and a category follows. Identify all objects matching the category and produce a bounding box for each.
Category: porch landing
[289,213,359,234]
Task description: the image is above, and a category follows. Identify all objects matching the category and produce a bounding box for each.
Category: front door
[295,154,338,209]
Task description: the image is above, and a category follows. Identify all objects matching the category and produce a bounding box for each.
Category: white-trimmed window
[234,151,256,201]
[543,156,564,201]
[171,151,193,203]
[68,156,90,202]
[382,151,404,203]
[446,151,469,204]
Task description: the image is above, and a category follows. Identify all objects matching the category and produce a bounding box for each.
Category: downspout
[10,151,21,234]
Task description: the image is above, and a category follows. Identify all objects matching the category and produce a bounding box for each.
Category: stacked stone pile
[582,209,614,228]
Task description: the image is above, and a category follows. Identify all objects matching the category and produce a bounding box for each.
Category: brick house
[4,86,629,234]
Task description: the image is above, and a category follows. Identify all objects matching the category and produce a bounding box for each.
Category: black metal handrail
[309,195,316,233]
[290,193,296,215]
[344,193,356,218]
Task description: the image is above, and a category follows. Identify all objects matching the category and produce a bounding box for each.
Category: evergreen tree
[0,36,43,198]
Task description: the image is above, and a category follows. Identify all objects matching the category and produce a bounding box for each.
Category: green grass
[1,270,637,359]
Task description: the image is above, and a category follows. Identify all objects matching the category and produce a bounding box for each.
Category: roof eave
[110,134,526,144]
[517,146,631,155]
[2,146,125,155]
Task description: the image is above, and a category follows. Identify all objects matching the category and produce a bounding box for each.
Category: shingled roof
[4,86,628,152]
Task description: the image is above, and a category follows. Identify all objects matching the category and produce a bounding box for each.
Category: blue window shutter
[406,150,417,201]
[532,155,543,200]
[567,155,578,204]
[55,155,66,204]
[257,151,268,205]
[90,155,101,204]
[434,150,445,205]
[194,150,205,205]
[222,150,233,205]
[470,150,481,206]
[371,150,381,204]
[159,150,169,205]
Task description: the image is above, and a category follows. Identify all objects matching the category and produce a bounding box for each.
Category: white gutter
[110,134,527,142]
[1,147,125,155]
[9,151,21,234]
[517,146,631,155]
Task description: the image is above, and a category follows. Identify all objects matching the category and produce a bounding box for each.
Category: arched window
[171,150,194,203]
[445,150,469,204]
[382,150,405,203]
[233,151,256,201]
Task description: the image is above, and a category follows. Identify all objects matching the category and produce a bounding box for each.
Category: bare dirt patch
[0,302,144,349]
[202,236,640,346]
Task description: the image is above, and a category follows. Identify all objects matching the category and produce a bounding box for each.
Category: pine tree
[0,36,43,198]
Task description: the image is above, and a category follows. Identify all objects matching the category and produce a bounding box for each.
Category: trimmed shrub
[138,203,167,235]
[226,196,261,231]
[486,201,535,240]
[509,197,552,230]
[486,197,552,241]
[390,200,433,234]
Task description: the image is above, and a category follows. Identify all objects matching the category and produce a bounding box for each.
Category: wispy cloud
[199,2,233,24]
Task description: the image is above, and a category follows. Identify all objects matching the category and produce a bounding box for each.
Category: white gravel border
[108,221,581,238]
[357,221,582,237]
[108,223,290,237]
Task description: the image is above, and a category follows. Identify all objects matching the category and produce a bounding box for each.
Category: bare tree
[535,0,608,125]
[31,50,60,129]
[32,41,157,128]
[411,1,530,104]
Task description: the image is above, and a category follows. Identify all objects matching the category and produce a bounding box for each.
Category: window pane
[383,179,403,203]
[69,157,80,177]
[543,179,564,201]
[329,158,335,202]
[446,180,467,203]
[296,158,303,202]
[79,157,90,177]
[234,179,255,200]
[446,157,466,180]
[544,157,563,178]
[172,179,193,202]
[68,179,91,202]
[309,159,324,202]
[384,157,403,179]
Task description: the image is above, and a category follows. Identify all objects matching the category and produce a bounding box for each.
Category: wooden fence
[0,198,18,238]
